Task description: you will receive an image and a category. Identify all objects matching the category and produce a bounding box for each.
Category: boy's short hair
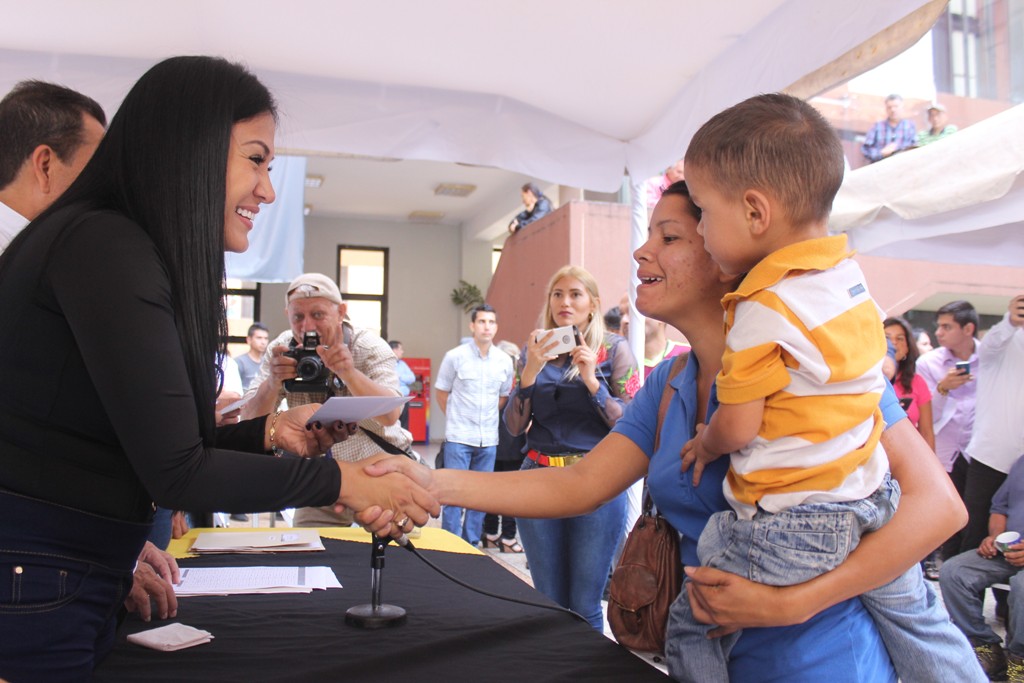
[684,93,844,227]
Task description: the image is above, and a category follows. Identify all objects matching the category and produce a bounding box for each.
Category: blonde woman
[503,265,638,629]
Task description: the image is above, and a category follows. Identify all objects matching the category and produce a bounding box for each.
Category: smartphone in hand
[955,361,971,375]
[536,325,578,356]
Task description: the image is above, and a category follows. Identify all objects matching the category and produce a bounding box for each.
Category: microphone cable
[394,535,590,626]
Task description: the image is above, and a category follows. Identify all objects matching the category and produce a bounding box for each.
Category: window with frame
[224,279,261,358]
[932,0,1024,101]
[337,246,388,338]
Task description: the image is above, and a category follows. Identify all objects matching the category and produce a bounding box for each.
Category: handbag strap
[360,426,416,460]
[644,353,689,515]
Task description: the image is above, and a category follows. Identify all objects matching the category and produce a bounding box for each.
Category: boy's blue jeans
[668,475,984,683]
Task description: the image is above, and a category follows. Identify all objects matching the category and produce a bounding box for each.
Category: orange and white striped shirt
[717,235,888,519]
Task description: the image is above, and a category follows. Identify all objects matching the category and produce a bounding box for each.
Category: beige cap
[286,273,343,305]
[927,102,947,113]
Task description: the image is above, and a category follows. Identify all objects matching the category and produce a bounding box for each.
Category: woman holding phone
[503,265,638,630]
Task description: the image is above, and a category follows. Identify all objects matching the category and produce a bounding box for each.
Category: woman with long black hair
[0,56,436,678]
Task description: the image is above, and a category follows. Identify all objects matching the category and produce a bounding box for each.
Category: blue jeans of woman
[0,489,151,681]
[515,457,626,631]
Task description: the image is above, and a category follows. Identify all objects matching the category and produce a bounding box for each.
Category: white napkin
[126,623,214,651]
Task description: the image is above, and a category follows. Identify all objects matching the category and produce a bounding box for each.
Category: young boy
[675,93,982,683]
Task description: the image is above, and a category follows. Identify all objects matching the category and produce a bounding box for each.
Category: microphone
[345,534,408,629]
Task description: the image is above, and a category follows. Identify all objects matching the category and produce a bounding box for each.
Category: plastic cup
[995,531,1021,553]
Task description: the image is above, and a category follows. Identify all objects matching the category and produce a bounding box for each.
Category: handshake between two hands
[335,454,439,538]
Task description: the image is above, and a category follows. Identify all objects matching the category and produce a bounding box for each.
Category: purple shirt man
[916,301,980,472]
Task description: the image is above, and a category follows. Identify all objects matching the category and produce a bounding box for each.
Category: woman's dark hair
[884,316,918,393]
[660,180,702,222]
[26,56,276,443]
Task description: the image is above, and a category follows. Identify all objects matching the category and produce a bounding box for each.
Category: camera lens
[296,356,324,380]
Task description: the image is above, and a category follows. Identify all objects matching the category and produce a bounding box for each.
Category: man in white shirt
[435,304,513,545]
[960,294,1024,552]
[0,80,105,252]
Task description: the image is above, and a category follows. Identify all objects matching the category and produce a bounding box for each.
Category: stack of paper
[189,530,325,554]
[174,566,342,596]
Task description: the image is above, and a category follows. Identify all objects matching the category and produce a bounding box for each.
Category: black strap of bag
[360,426,417,460]
[607,353,688,653]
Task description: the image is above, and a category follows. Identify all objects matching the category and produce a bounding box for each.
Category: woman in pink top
[884,317,935,450]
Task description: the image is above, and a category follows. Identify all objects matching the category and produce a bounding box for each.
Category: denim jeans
[0,490,151,681]
[440,442,496,545]
[515,457,626,631]
[940,549,1024,657]
[147,506,173,550]
[670,476,984,683]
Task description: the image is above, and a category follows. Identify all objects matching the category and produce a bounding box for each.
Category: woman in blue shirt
[362,182,965,681]
[504,265,638,630]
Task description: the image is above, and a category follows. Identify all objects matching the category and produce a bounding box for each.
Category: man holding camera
[242,273,408,526]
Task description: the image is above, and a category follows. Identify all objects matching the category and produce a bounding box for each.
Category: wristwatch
[937,382,949,397]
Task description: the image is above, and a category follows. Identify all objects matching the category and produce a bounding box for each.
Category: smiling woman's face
[223,112,276,253]
[633,193,730,331]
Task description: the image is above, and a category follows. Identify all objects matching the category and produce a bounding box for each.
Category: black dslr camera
[283,331,331,392]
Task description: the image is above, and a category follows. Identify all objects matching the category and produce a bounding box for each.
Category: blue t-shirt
[612,355,905,683]
[991,455,1024,533]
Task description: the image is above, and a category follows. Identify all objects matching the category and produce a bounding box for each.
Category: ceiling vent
[408,210,445,222]
[434,183,476,198]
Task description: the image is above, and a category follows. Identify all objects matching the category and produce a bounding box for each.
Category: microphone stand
[345,534,407,628]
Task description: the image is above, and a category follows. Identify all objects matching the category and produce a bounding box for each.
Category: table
[95,528,669,682]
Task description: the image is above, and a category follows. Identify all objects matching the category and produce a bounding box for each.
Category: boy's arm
[701,399,763,454]
[680,398,764,486]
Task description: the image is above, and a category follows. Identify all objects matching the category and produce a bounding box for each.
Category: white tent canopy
[0,0,929,192]
[831,103,1024,267]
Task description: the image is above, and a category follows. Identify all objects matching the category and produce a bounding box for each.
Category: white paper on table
[190,530,325,554]
[174,566,342,597]
[308,396,411,425]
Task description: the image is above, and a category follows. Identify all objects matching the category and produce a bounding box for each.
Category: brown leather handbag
[607,354,687,653]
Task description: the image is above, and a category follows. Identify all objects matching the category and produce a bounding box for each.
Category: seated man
[940,454,1024,681]
[242,273,407,525]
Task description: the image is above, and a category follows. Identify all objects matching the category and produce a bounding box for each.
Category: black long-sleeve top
[0,207,340,522]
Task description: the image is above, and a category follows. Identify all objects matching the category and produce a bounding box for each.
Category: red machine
[403,357,431,443]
